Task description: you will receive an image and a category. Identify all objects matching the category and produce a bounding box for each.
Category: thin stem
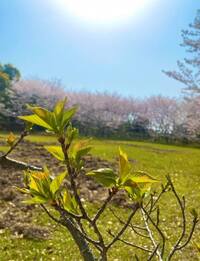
[108,230,152,253]
[92,189,117,224]
[60,139,88,219]
[107,203,139,250]
[148,244,160,261]
[141,208,163,261]
[176,217,198,250]
[3,130,28,157]
[167,175,186,259]
[41,204,61,224]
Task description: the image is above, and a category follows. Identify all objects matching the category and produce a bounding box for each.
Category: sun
[56,0,155,26]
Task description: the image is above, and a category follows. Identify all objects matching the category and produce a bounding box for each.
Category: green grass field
[0,134,199,260]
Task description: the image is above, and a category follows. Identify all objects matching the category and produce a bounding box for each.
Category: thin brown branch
[131,225,150,239]
[145,183,169,214]
[3,130,28,157]
[167,175,187,259]
[76,219,102,249]
[147,244,160,261]
[106,203,140,250]
[108,230,152,253]
[176,217,198,250]
[92,189,117,224]
[156,207,160,227]
[0,130,42,171]
[41,204,61,224]
[59,138,106,249]
[109,207,148,236]
[55,205,83,220]
[60,139,88,219]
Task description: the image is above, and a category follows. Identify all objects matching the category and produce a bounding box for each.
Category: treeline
[0,78,199,144]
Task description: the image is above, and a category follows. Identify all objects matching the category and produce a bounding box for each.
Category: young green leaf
[50,171,67,195]
[27,105,58,132]
[127,172,158,184]
[54,98,67,119]
[62,107,78,128]
[62,190,79,215]
[124,184,141,200]
[18,114,53,130]
[118,147,131,180]
[23,196,48,205]
[87,168,117,187]
[44,146,65,161]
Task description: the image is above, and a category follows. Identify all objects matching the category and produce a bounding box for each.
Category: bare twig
[107,203,140,250]
[141,208,163,261]
[109,207,148,238]
[131,225,150,239]
[0,156,42,171]
[156,207,160,227]
[0,130,42,171]
[55,205,83,220]
[41,204,61,224]
[3,130,28,157]
[145,183,169,214]
[167,175,186,259]
[167,175,198,260]
[176,216,198,250]
[108,230,152,253]
[92,189,117,224]
[147,244,160,261]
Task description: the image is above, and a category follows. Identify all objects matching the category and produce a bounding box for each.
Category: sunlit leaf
[50,171,67,195]
[118,147,131,180]
[18,114,53,130]
[127,172,158,183]
[44,146,65,161]
[62,107,78,128]
[54,98,67,121]
[87,168,117,187]
[62,189,79,214]
[29,176,40,192]
[23,196,48,205]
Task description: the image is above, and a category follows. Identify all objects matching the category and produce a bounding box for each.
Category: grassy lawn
[0,133,200,260]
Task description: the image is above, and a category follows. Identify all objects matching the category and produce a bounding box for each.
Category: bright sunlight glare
[56,0,156,26]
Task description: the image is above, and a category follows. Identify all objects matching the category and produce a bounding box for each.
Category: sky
[0,0,199,98]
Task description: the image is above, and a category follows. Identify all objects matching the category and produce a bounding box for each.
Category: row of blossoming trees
[0,78,199,143]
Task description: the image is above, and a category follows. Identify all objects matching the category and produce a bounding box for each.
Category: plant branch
[106,203,140,250]
[147,244,160,261]
[141,208,163,261]
[92,189,117,224]
[41,204,61,224]
[167,175,198,260]
[3,130,28,157]
[108,230,152,253]
[176,216,198,250]
[142,207,165,258]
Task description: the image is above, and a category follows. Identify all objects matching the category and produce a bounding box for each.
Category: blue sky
[0,0,199,98]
